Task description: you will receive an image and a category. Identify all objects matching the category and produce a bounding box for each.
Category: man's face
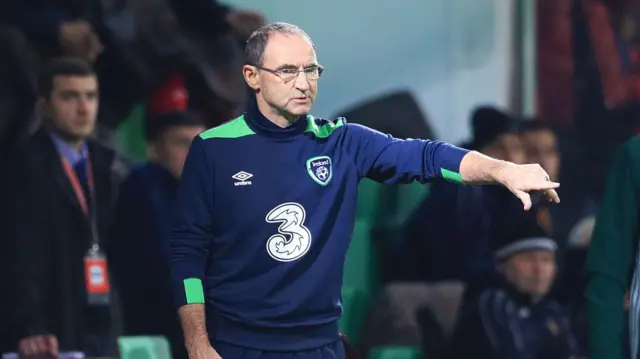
[245,32,319,118]
[482,133,526,164]
[502,250,556,299]
[153,125,205,178]
[43,75,98,142]
[522,129,560,180]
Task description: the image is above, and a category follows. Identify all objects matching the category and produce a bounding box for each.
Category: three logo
[231,157,333,262]
[265,202,312,262]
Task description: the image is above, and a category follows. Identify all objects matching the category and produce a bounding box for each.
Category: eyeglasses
[254,65,324,83]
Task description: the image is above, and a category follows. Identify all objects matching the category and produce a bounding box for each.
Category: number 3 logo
[265,202,312,262]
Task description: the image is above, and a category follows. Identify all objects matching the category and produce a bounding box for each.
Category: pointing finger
[531,181,560,190]
[545,189,560,203]
[515,190,532,210]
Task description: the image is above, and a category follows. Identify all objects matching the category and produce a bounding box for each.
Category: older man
[171,22,560,359]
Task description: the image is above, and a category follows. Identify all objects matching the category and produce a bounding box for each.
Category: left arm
[347,123,514,185]
[346,123,469,184]
[346,123,559,208]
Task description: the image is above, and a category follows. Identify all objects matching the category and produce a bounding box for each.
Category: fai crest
[306,156,333,186]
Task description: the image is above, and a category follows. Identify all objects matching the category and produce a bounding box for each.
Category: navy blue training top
[170,106,469,350]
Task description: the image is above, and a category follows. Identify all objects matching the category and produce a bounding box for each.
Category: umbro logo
[232,171,253,186]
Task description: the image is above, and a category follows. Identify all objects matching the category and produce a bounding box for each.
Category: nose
[77,98,89,114]
[294,71,310,92]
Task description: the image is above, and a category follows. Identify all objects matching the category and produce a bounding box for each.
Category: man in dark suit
[7,57,119,356]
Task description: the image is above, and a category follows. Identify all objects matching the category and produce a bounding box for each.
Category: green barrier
[357,179,385,221]
[395,182,429,225]
[339,285,368,343]
[343,219,379,295]
[368,346,425,359]
[117,336,172,359]
[117,104,147,161]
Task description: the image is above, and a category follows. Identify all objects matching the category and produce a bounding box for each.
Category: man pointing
[171,22,559,359]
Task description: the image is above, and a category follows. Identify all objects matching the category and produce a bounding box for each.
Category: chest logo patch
[306,156,333,186]
[265,202,312,262]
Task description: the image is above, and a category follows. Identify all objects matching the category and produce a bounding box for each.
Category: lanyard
[60,156,101,247]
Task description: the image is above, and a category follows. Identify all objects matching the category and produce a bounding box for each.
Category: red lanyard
[60,156,95,215]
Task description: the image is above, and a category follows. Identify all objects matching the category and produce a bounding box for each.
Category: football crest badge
[306,156,332,186]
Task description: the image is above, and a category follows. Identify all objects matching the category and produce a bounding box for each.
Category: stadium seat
[343,219,380,295]
[118,336,172,359]
[368,346,425,359]
[394,182,429,226]
[117,104,148,161]
[357,179,386,221]
[339,285,367,341]
[341,219,381,345]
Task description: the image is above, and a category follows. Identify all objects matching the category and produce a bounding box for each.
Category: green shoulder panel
[199,115,256,139]
[305,115,345,139]
[199,114,345,140]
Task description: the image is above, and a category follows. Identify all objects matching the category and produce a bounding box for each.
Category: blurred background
[0,0,637,358]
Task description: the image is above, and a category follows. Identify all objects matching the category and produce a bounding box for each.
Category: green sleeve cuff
[183,278,205,304]
[440,168,463,184]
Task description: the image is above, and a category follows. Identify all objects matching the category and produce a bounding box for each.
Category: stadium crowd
[0,0,639,359]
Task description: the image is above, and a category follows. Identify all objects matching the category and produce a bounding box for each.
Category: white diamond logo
[232,171,253,181]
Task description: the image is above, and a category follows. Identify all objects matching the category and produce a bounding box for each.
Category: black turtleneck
[243,103,309,139]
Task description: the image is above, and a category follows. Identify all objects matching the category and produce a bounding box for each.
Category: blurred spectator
[519,121,561,236]
[1,0,264,130]
[0,25,38,149]
[1,0,102,61]
[519,121,560,180]
[470,107,526,164]
[7,57,120,356]
[146,74,189,119]
[556,216,595,358]
[168,0,265,40]
[0,24,39,353]
[109,110,205,359]
[449,214,580,359]
[400,106,525,282]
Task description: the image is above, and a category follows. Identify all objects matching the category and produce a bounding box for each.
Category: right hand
[496,163,560,210]
[18,335,58,358]
[188,343,222,359]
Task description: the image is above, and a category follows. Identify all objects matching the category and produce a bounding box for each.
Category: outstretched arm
[346,122,559,209]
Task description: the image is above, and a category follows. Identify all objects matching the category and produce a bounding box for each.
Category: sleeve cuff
[183,278,205,304]
[172,263,205,308]
[438,145,469,184]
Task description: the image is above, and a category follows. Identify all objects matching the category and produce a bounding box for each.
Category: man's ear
[243,64,260,91]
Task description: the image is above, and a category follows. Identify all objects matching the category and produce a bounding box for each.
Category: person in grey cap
[449,214,581,359]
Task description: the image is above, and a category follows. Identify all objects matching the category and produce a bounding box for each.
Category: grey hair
[245,22,315,66]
